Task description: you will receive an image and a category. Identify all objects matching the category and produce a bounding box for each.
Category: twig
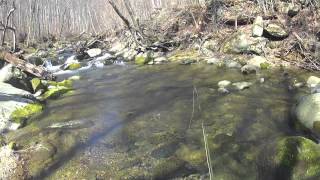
[202,122,213,180]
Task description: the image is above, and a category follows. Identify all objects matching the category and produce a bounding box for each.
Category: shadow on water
[257,72,302,180]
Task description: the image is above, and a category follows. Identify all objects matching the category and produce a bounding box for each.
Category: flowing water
[6,64,319,179]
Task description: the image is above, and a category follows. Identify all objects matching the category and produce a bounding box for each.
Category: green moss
[41,86,72,100]
[260,62,270,70]
[168,49,200,62]
[31,78,43,92]
[46,79,73,88]
[152,156,185,179]
[8,141,17,150]
[275,136,320,179]
[66,63,81,70]
[135,52,153,65]
[176,145,206,167]
[10,103,44,126]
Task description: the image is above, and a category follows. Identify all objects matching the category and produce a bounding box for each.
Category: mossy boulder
[10,103,43,127]
[41,86,72,100]
[66,63,81,70]
[273,137,320,179]
[47,79,73,88]
[135,52,153,65]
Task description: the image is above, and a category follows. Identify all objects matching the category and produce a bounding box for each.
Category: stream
[6,63,320,179]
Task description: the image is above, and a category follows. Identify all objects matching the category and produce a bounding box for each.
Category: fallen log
[0,51,54,80]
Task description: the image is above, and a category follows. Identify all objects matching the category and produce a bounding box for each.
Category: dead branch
[0,51,54,80]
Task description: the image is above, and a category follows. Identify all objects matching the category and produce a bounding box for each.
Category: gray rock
[307,76,320,88]
[296,93,320,136]
[0,64,14,83]
[247,56,267,67]
[0,83,35,132]
[218,87,230,94]
[226,61,242,68]
[87,48,102,58]
[241,64,260,74]
[221,32,268,55]
[264,24,288,39]
[232,82,253,90]
[154,57,168,64]
[252,16,264,37]
[36,50,49,58]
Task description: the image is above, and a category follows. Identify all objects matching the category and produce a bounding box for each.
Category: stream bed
[6,63,320,179]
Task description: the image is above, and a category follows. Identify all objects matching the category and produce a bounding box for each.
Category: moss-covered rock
[274,136,320,179]
[135,52,153,65]
[10,103,43,127]
[176,145,206,167]
[41,86,72,100]
[30,78,44,92]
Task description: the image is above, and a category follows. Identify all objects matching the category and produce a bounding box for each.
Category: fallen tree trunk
[0,51,54,80]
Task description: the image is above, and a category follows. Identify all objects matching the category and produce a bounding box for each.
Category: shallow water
[7,64,320,179]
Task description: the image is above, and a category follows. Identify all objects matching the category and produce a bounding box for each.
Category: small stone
[226,61,241,68]
[260,78,265,83]
[232,82,253,90]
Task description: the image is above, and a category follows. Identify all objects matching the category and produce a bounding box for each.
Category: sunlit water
[7,64,319,179]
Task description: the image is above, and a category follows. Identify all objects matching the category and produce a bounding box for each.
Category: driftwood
[0,51,54,80]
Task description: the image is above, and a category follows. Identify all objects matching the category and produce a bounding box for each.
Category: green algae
[10,103,44,126]
[66,63,81,70]
[152,156,186,179]
[41,86,72,100]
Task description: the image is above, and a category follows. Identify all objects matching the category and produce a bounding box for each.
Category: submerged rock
[295,93,320,136]
[261,136,320,180]
[48,119,93,129]
[241,64,260,74]
[232,82,253,90]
